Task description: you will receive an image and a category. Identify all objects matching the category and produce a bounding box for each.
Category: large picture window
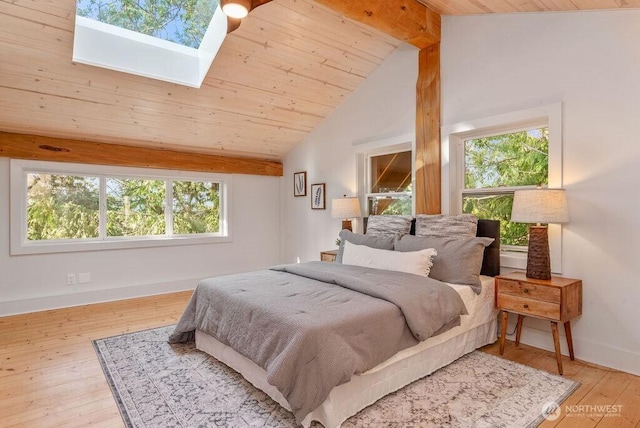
[12,160,231,254]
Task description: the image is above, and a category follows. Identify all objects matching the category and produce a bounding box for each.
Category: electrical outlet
[67,273,76,285]
[78,272,91,284]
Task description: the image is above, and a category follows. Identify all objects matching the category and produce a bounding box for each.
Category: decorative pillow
[365,215,413,238]
[394,234,494,293]
[415,214,478,237]
[342,241,437,277]
[336,229,395,263]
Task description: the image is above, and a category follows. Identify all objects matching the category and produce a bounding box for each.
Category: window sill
[11,235,232,256]
[500,250,527,270]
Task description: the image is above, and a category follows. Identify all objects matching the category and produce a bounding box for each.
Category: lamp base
[526,225,551,280]
[341,220,353,232]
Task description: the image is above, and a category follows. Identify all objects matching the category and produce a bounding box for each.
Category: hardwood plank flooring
[0,292,638,427]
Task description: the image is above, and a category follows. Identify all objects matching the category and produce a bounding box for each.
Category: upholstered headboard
[362,217,500,277]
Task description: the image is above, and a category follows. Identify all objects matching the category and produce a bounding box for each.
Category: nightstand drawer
[497,279,561,303]
[497,294,561,320]
[320,250,337,262]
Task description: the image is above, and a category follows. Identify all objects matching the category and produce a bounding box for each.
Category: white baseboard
[0,278,197,317]
[505,321,640,377]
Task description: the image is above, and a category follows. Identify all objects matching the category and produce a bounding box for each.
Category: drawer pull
[523,304,529,309]
[524,288,530,294]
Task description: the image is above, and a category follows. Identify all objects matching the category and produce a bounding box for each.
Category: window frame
[355,134,415,218]
[10,160,232,255]
[442,103,563,271]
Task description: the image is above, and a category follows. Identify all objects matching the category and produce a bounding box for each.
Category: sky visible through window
[76,0,219,48]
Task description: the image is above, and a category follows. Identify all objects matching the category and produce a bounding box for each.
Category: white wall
[0,158,281,315]
[442,10,640,374]
[281,43,419,263]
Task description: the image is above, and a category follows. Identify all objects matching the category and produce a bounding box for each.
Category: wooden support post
[415,44,441,214]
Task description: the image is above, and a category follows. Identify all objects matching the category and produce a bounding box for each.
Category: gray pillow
[415,214,478,237]
[394,234,494,293]
[337,229,395,263]
[366,215,412,238]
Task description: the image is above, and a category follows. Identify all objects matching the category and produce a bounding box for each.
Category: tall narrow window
[367,150,412,215]
[462,126,549,249]
[444,103,562,270]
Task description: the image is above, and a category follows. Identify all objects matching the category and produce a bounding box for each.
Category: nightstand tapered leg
[500,311,509,355]
[551,322,563,375]
[515,315,525,347]
[564,321,575,360]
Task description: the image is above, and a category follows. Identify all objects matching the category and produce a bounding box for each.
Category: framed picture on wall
[294,171,306,197]
[311,183,325,210]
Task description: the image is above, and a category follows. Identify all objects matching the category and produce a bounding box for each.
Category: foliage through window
[367,150,412,215]
[27,174,100,240]
[76,0,218,48]
[172,180,220,234]
[25,170,224,243]
[462,127,549,248]
[106,178,166,237]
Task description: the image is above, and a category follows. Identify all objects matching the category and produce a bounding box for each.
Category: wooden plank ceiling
[0,0,400,162]
[417,0,640,15]
[2,0,639,166]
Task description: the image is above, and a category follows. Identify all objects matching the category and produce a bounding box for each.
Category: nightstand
[495,271,582,375]
[320,250,337,262]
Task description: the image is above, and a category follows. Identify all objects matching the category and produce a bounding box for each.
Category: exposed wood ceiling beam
[416,0,640,15]
[0,133,283,177]
[313,0,441,49]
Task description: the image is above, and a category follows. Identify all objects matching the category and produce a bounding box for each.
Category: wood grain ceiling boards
[416,0,640,15]
[0,0,400,161]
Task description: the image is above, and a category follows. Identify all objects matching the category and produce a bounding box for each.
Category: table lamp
[511,187,569,280]
[331,195,361,232]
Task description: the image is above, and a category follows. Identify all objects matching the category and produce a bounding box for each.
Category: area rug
[94,325,579,427]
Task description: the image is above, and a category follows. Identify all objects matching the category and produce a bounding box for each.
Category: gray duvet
[169,261,468,423]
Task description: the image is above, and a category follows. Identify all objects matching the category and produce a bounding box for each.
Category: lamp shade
[511,188,569,224]
[331,197,361,219]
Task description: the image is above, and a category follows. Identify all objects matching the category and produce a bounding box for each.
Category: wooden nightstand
[320,250,338,262]
[495,271,582,375]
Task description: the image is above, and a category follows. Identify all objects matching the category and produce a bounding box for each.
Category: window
[12,160,231,255]
[366,149,413,215]
[73,0,228,87]
[443,103,562,271]
[461,126,549,249]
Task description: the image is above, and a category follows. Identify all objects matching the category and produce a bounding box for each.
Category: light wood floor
[0,291,638,427]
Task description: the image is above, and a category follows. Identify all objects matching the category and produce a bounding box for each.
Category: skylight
[73,0,228,88]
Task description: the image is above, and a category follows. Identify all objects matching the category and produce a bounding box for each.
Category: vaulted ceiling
[0,0,400,161]
[1,0,638,163]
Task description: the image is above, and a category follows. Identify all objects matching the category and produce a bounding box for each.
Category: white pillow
[342,240,437,277]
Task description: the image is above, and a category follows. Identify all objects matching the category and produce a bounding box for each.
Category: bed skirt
[196,317,497,428]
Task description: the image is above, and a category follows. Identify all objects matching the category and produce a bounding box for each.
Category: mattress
[196,275,498,428]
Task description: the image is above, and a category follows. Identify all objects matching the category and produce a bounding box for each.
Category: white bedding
[196,275,498,427]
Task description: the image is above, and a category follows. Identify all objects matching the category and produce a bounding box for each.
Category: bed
[170,217,500,428]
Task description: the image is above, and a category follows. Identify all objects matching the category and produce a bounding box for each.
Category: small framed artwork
[311,183,326,210]
[294,171,306,197]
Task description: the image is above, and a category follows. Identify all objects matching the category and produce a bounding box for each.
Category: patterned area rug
[94,325,579,428]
